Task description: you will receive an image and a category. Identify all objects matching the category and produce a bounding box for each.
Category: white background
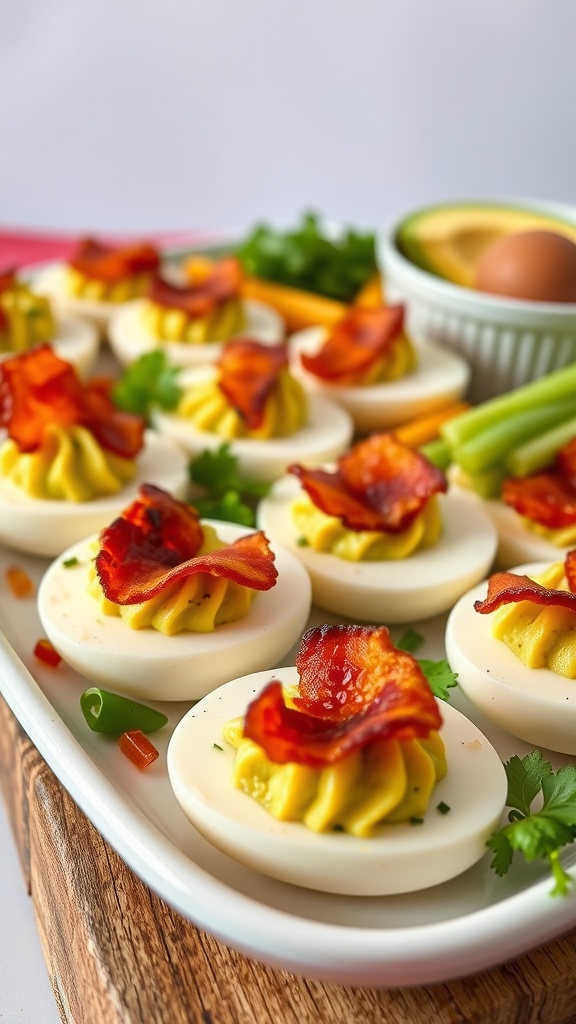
[1,2,576,1020]
[1,0,576,239]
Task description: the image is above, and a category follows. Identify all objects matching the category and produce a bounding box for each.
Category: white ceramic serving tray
[2,542,576,989]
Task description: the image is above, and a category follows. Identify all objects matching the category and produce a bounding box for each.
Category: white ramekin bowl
[378,198,576,402]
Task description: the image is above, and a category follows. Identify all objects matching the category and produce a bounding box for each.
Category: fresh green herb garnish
[189,444,270,527]
[62,556,79,568]
[410,816,424,826]
[296,536,309,547]
[487,750,576,896]
[396,628,424,655]
[436,801,451,815]
[213,743,223,751]
[112,351,182,420]
[396,629,458,702]
[236,211,377,303]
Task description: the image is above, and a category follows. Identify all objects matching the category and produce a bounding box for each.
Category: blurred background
[1,0,575,239]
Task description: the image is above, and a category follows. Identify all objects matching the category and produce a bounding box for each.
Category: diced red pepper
[118,729,159,769]
[6,566,35,598]
[33,638,62,668]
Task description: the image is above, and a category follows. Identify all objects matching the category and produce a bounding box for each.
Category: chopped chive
[296,536,309,547]
[409,816,424,825]
[62,556,79,568]
[213,742,223,751]
[80,687,168,735]
[436,801,451,815]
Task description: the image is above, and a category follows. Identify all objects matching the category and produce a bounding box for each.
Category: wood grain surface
[2,695,576,1024]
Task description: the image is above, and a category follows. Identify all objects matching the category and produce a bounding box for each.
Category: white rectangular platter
[2,540,576,989]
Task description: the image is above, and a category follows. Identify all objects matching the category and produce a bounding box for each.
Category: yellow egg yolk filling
[291,493,442,561]
[88,524,257,636]
[0,283,55,354]
[140,296,246,345]
[64,266,153,303]
[177,368,308,440]
[344,330,416,385]
[518,516,576,549]
[0,425,136,501]
[492,561,576,677]
[222,715,447,837]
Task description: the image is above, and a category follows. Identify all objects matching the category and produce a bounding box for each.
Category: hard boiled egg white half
[108,298,285,369]
[30,262,121,335]
[289,328,471,434]
[0,431,189,558]
[480,497,575,570]
[167,667,507,896]
[257,479,497,622]
[446,562,576,754]
[152,368,354,484]
[37,526,312,702]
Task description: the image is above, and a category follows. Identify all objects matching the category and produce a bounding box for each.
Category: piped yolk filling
[492,561,576,677]
[88,524,257,635]
[140,297,246,344]
[64,266,153,303]
[518,516,576,549]
[0,425,135,501]
[0,283,55,354]
[341,331,417,386]
[222,715,447,836]
[291,493,442,561]
[177,368,308,439]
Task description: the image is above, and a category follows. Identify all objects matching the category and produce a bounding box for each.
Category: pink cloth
[0,229,212,271]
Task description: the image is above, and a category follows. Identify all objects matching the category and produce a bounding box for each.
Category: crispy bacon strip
[300,305,405,382]
[0,269,16,293]
[217,339,289,429]
[0,345,145,456]
[69,237,159,282]
[502,475,576,529]
[95,484,277,604]
[148,257,243,318]
[474,558,576,616]
[502,437,576,528]
[243,624,441,767]
[289,433,447,533]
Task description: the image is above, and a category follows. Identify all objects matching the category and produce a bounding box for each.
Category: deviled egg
[168,624,507,895]
[289,304,470,434]
[258,434,497,622]
[0,345,189,556]
[37,487,312,701]
[31,236,161,334]
[152,339,354,483]
[108,255,284,369]
[446,555,576,753]
[0,272,99,378]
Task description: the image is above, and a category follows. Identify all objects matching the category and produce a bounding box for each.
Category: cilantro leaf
[417,658,458,702]
[112,351,182,420]
[188,444,270,527]
[487,751,576,896]
[396,630,458,701]
[236,211,377,303]
[396,628,424,654]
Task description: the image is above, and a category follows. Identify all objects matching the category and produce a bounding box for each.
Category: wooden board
[2,696,576,1024]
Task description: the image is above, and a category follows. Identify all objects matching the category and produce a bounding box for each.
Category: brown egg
[474,229,576,303]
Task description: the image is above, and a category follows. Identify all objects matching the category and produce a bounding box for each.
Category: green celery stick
[506,417,576,477]
[453,397,576,475]
[457,465,507,498]
[441,362,576,450]
[419,437,452,470]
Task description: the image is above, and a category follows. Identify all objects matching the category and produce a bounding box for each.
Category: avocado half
[396,202,576,288]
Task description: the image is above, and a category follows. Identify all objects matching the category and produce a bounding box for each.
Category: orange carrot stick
[394,401,471,449]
